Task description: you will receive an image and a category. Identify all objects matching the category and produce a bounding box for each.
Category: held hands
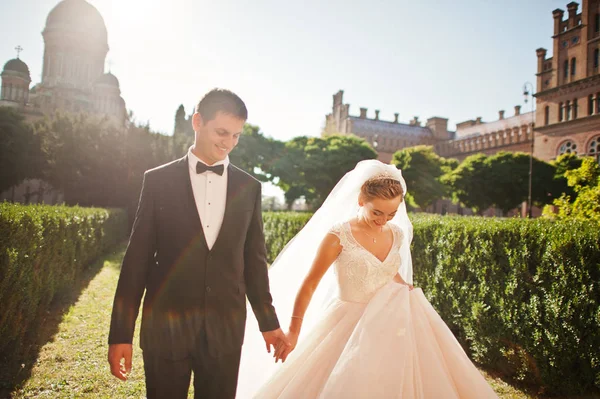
[262,328,291,358]
[274,330,299,363]
[108,343,133,381]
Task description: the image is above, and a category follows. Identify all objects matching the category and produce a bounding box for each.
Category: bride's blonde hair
[359,175,404,202]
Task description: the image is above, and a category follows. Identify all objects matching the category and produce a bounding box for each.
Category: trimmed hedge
[261,211,600,394]
[411,214,600,395]
[263,212,313,263]
[0,203,127,357]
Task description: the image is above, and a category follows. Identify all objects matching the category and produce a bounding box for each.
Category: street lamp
[523,82,535,218]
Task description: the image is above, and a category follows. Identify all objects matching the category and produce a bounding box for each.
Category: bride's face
[359,196,403,228]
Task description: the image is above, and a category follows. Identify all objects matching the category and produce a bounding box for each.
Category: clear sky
[1,0,571,142]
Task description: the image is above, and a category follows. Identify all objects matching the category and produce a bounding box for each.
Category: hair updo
[359,175,404,202]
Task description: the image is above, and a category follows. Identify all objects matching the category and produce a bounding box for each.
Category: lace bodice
[329,221,403,303]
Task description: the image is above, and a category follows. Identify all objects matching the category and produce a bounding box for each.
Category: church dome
[3,58,30,76]
[2,58,32,83]
[95,72,120,88]
[44,0,108,44]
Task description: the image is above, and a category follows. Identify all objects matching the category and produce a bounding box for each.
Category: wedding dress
[236,160,498,398]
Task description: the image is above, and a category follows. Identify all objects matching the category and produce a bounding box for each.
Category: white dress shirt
[188,147,229,250]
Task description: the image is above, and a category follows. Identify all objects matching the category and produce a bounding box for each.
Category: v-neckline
[345,221,395,264]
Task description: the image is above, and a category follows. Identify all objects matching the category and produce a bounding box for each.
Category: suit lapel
[178,155,209,251]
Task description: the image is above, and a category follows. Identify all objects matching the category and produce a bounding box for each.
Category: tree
[268,136,314,208]
[268,134,377,209]
[229,124,284,182]
[544,157,600,222]
[442,154,493,214]
[0,108,41,193]
[486,152,557,215]
[391,145,448,209]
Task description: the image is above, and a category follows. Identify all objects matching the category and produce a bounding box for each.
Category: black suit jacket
[108,155,279,358]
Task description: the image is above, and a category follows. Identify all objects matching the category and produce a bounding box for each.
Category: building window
[588,136,600,163]
[566,100,572,120]
[590,95,596,115]
[559,102,564,121]
[544,106,550,125]
[595,13,600,33]
[558,140,578,155]
[595,49,600,70]
[564,60,569,79]
[598,93,600,115]
[573,98,578,119]
[571,58,577,76]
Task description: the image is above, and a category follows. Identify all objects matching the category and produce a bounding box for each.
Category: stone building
[324,90,452,163]
[0,0,127,126]
[0,0,127,205]
[534,0,600,163]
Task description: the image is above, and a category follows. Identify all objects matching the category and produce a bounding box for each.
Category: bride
[237,160,498,398]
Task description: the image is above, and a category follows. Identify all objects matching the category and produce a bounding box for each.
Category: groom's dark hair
[196,88,248,123]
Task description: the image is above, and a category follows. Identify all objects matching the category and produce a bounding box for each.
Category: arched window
[571,58,577,76]
[558,140,578,156]
[588,136,600,163]
[566,100,572,120]
[594,49,599,69]
[573,98,578,119]
[544,105,550,125]
[589,95,596,115]
[564,60,569,79]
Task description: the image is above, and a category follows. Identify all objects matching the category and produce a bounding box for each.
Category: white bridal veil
[237,160,414,397]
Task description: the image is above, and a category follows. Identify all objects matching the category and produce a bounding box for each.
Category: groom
[108,88,288,398]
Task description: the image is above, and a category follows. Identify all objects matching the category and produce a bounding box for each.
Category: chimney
[476,117,482,124]
[499,110,505,120]
[567,2,578,28]
[375,110,380,120]
[553,8,565,35]
[393,113,399,123]
[412,116,420,126]
[536,48,547,74]
[359,107,367,119]
[514,105,521,116]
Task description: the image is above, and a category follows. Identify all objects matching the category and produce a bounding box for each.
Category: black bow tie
[196,162,225,176]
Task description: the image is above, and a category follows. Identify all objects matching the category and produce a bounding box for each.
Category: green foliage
[229,124,284,182]
[391,145,447,209]
[262,212,313,263]
[444,152,559,215]
[443,153,493,214]
[0,108,42,193]
[411,214,600,395]
[0,203,127,358]
[269,134,377,208]
[545,157,600,222]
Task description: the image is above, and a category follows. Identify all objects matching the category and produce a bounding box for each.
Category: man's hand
[262,328,291,354]
[108,343,133,381]
[274,330,299,363]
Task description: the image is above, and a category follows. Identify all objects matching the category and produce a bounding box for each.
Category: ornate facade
[534,1,600,163]
[326,1,600,165]
[0,0,126,126]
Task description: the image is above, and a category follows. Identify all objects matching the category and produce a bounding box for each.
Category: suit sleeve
[108,171,156,344]
[243,184,280,332]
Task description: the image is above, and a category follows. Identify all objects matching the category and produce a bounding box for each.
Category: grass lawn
[4,245,597,398]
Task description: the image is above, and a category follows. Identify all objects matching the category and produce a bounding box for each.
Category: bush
[0,203,127,357]
[411,214,600,395]
[263,212,313,263]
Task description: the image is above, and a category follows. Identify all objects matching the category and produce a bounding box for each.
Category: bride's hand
[274,330,299,363]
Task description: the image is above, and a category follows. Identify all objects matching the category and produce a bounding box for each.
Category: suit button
[206,286,211,293]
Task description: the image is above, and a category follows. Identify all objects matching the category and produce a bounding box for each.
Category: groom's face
[192,111,245,165]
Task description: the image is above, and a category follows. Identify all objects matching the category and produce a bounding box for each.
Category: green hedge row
[410,214,600,395]
[0,203,127,357]
[261,212,600,394]
[263,212,313,263]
